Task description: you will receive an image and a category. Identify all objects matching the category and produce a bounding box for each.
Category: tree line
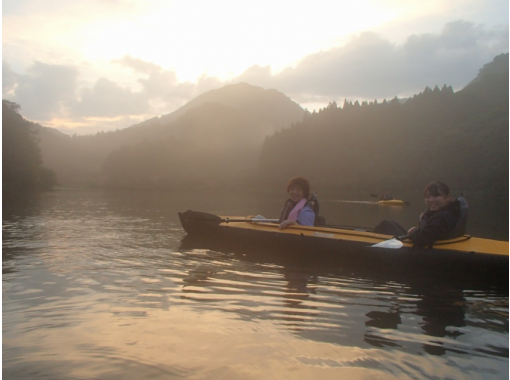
[3,100,57,196]
[257,66,508,195]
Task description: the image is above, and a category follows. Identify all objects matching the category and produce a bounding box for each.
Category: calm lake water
[3,188,508,379]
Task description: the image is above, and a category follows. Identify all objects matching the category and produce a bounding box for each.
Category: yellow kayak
[178,210,508,258]
[178,210,508,280]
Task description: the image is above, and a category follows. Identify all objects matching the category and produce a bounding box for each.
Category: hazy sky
[2,0,508,135]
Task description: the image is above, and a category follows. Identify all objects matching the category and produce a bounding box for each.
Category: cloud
[2,56,217,119]
[234,65,273,89]
[74,77,149,117]
[2,61,19,95]
[235,20,509,102]
[113,55,224,101]
[110,55,224,115]
[7,61,79,120]
[114,55,193,99]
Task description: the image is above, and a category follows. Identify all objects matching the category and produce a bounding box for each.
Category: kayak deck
[219,217,508,257]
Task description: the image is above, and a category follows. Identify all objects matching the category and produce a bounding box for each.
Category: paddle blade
[371,238,404,249]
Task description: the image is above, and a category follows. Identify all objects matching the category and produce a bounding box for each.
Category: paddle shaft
[180,211,279,225]
[223,217,279,223]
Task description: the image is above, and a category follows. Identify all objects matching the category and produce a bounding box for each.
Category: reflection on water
[2,188,508,379]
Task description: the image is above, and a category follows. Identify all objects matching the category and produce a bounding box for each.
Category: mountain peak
[466,53,509,86]
[158,82,303,125]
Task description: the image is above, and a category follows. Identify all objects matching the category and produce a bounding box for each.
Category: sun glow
[75,1,411,82]
[3,1,444,83]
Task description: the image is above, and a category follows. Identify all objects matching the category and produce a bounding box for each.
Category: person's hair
[423,181,450,197]
[287,177,311,198]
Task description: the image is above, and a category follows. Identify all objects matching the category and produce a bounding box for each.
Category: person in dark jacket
[407,181,459,246]
[373,181,461,246]
[380,191,393,200]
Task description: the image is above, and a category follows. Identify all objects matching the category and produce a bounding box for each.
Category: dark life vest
[278,193,322,225]
[412,197,468,246]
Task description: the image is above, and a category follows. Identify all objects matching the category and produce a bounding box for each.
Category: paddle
[180,210,278,224]
[371,238,404,249]
[371,233,412,249]
[223,215,279,223]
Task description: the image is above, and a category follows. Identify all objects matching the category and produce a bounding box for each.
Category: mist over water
[3,188,508,379]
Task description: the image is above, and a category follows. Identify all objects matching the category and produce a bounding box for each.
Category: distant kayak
[378,199,409,206]
[370,194,409,206]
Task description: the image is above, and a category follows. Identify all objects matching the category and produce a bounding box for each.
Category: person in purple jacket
[278,177,316,229]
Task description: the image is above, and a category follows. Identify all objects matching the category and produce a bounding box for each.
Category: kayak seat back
[315,215,326,226]
[446,196,469,238]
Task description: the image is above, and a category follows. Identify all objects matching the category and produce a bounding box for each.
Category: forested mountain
[33,83,304,187]
[258,53,508,194]
[8,54,508,195]
[3,100,57,195]
[466,53,509,87]
[130,82,305,131]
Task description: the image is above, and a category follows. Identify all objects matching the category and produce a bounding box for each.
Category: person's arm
[279,220,297,229]
[297,205,315,226]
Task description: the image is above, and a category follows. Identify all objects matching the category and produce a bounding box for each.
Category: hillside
[258,53,508,194]
[2,101,57,195]
[101,101,294,188]
[22,54,509,194]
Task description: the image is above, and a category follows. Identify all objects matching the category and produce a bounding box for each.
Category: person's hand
[279,220,297,230]
[407,226,417,234]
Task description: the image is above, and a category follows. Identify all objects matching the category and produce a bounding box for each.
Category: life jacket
[445,196,469,238]
[278,193,325,226]
[416,197,468,242]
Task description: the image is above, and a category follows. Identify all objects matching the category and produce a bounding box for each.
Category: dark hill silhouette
[32,83,304,186]
[461,54,509,110]
[3,100,57,194]
[466,53,509,86]
[101,100,290,189]
[258,53,508,194]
